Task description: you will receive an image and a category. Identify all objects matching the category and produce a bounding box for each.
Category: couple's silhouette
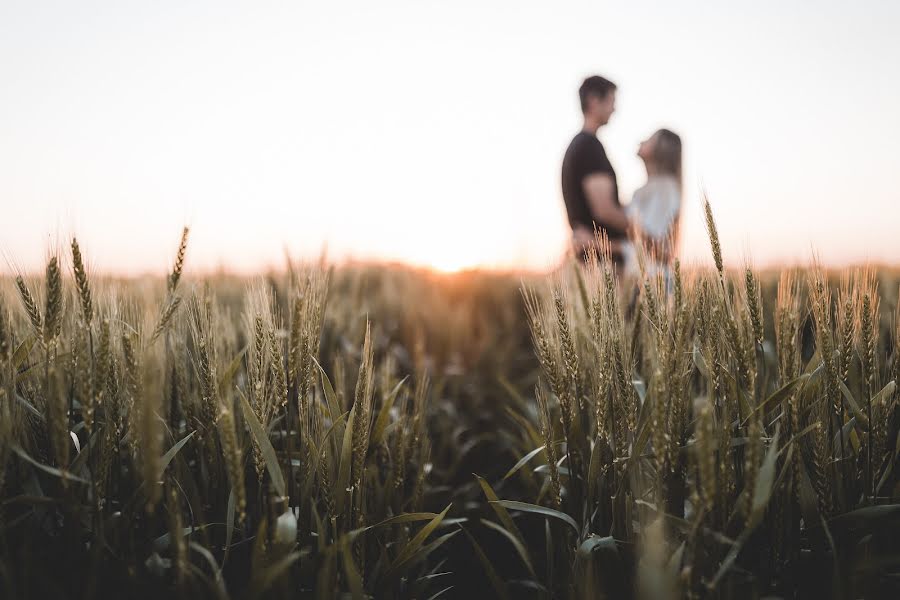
[561,75,682,278]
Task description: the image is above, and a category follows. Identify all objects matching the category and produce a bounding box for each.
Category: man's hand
[572,224,624,258]
[572,225,595,248]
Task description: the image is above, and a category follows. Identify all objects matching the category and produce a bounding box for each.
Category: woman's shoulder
[646,176,681,204]
[646,174,679,191]
[633,176,680,202]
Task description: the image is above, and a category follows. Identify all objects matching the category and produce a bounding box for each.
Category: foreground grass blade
[223,489,236,567]
[158,430,195,479]
[314,358,343,424]
[218,346,248,391]
[490,500,579,534]
[425,586,454,600]
[238,390,286,497]
[461,525,510,600]
[334,403,357,518]
[153,524,217,552]
[342,511,442,545]
[384,504,452,580]
[476,475,529,555]
[742,374,809,426]
[749,429,781,525]
[11,445,89,485]
[372,376,408,445]
[340,537,364,600]
[710,429,783,589]
[577,535,626,598]
[249,550,301,599]
[12,335,36,368]
[502,444,547,481]
[14,391,44,421]
[306,411,348,501]
[69,428,100,474]
[480,518,537,579]
[189,542,228,600]
[405,531,460,577]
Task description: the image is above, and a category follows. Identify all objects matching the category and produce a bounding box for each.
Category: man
[561,75,628,264]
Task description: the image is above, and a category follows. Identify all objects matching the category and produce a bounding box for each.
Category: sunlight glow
[1,1,898,273]
[428,256,468,274]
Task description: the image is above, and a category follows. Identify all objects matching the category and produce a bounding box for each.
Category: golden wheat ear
[168,227,189,294]
[15,274,43,342]
[0,299,10,364]
[70,238,93,326]
[702,195,724,278]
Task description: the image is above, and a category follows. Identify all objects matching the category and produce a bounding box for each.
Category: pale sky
[2,1,899,274]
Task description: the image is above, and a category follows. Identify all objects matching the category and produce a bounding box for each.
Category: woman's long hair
[651,128,683,260]
[653,128,682,188]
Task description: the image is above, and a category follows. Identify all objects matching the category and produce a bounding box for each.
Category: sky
[1,0,899,274]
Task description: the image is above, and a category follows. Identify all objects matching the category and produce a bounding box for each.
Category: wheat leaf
[238,390,285,497]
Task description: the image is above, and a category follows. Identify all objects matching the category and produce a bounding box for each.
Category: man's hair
[579,76,617,112]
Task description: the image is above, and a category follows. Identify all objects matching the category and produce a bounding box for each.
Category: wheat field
[1,207,899,599]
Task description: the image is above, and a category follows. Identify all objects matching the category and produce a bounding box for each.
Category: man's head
[579,75,617,127]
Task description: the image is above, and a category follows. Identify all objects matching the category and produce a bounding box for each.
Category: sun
[415,244,485,273]
[428,254,468,273]
[380,215,498,274]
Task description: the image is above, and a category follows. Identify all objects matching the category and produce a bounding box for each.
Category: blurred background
[2,0,899,274]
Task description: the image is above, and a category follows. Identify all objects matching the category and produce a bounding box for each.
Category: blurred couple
[561,75,682,279]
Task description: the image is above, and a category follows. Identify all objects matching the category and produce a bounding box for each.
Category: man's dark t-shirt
[561,131,626,249]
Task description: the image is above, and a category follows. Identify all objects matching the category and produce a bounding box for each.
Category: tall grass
[482,202,900,598]
[0,208,898,599]
[0,234,453,599]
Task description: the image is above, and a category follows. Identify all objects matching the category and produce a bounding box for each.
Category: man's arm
[583,173,628,232]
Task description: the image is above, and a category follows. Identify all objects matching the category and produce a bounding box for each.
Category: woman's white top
[622,175,681,278]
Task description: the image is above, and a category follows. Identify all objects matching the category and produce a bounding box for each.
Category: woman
[623,128,682,279]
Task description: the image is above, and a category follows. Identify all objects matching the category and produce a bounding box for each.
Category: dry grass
[0,211,898,599]
[488,208,900,599]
